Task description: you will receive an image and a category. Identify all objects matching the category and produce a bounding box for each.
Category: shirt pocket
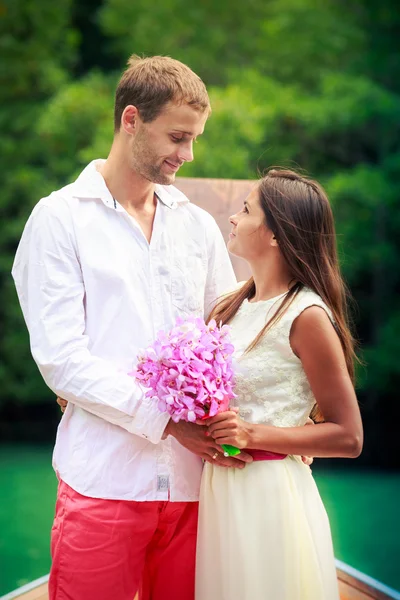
[171,253,207,316]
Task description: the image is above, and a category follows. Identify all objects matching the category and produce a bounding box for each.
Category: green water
[314,469,400,591]
[0,446,399,596]
[0,446,57,595]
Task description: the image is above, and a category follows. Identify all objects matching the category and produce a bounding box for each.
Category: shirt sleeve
[203,216,237,318]
[11,199,170,444]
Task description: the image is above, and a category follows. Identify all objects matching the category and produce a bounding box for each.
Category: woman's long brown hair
[208,169,358,421]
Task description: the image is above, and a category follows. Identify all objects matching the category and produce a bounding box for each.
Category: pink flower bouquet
[133,316,240,457]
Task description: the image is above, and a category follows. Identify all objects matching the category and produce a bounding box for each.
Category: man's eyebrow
[171,130,202,138]
[171,130,193,135]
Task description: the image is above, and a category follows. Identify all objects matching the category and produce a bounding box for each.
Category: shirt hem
[55,469,200,502]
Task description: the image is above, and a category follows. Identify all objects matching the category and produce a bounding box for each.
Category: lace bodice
[230,288,333,428]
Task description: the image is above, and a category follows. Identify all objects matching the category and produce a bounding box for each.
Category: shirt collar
[71,159,190,210]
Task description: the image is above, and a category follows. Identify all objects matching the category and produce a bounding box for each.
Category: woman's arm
[207,306,363,458]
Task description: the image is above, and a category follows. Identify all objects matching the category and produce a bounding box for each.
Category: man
[12,55,252,600]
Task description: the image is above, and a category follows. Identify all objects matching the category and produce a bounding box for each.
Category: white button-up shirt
[12,160,236,501]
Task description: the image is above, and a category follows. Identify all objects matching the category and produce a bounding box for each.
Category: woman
[196,169,363,600]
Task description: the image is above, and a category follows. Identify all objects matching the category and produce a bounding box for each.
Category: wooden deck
[3,566,398,600]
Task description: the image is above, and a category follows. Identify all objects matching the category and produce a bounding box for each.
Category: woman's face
[227,187,276,261]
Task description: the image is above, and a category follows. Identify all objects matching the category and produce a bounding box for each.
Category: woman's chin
[227,238,241,258]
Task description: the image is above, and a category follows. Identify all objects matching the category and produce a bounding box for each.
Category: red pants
[49,480,198,600]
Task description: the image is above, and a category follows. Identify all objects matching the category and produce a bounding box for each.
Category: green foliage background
[1,0,399,467]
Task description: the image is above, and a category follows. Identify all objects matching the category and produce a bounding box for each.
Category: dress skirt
[195,456,340,600]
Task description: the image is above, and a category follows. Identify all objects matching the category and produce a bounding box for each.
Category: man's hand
[57,397,68,413]
[164,420,253,469]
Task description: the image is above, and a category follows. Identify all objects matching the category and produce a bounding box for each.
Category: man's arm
[12,199,169,443]
[203,217,237,318]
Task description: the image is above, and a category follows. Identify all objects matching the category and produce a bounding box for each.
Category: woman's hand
[165,419,253,467]
[57,397,68,413]
[202,411,314,464]
[203,410,253,450]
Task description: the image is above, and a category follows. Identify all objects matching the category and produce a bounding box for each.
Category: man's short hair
[114,55,211,131]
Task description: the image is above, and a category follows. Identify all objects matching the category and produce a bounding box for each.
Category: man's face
[130,102,208,185]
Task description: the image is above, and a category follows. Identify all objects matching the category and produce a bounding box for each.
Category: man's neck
[99,149,156,213]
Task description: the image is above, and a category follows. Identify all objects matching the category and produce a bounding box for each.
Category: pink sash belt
[247,449,287,461]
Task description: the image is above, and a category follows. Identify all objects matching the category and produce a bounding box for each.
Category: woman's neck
[249,254,294,302]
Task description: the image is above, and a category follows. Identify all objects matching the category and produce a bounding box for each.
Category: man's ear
[121,105,139,135]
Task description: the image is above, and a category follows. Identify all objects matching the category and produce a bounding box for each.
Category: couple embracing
[12,55,363,600]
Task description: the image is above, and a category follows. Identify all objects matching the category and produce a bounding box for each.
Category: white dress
[196,288,340,600]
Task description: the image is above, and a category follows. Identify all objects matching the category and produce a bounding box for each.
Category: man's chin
[155,172,176,186]
[144,168,175,186]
